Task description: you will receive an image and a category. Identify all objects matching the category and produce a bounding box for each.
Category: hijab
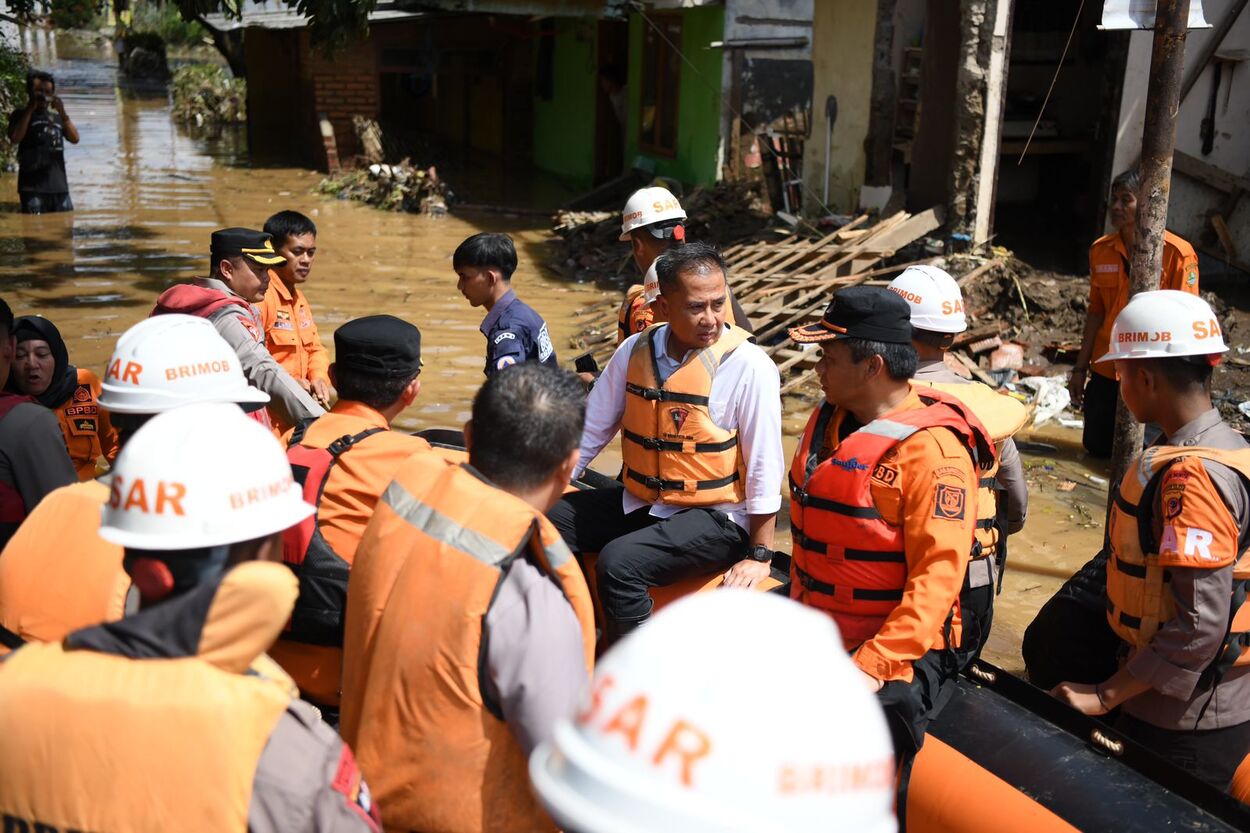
[8,315,78,408]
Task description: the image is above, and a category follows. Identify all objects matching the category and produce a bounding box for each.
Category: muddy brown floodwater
[6,31,1113,676]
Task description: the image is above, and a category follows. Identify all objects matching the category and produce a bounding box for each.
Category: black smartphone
[574,353,600,374]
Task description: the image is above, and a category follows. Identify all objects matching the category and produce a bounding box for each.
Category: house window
[638,15,681,157]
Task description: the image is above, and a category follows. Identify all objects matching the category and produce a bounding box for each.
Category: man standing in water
[7,71,78,214]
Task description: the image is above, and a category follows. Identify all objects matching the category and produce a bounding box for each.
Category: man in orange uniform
[1069,168,1200,457]
[786,286,994,826]
[341,364,595,833]
[271,315,430,718]
[0,314,271,652]
[1048,292,1250,791]
[259,210,332,434]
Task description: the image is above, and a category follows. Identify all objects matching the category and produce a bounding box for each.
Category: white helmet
[620,186,687,241]
[888,265,967,334]
[530,591,897,833]
[641,258,661,305]
[98,315,270,415]
[99,402,313,550]
[1098,290,1229,364]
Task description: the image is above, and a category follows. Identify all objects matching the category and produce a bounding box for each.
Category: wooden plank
[1173,149,1250,196]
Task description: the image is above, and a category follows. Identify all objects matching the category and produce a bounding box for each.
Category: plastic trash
[1018,374,1073,428]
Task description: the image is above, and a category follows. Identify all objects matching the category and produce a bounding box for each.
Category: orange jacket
[270,401,431,707]
[0,480,127,654]
[790,389,983,682]
[1088,230,1198,378]
[340,455,595,833]
[52,368,119,481]
[259,275,330,432]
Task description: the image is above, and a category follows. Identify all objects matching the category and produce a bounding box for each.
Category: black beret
[334,315,422,378]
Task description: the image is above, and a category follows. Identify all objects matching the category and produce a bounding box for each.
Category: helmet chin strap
[124,545,233,606]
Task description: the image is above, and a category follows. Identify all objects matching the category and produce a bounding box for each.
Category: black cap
[788,285,913,345]
[334,315,422,378]
[210,227,287,266]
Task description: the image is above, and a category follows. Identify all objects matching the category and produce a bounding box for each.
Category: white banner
[1100,0,1211,29]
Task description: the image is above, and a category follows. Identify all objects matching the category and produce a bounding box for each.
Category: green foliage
[49,0,102,29]
[130,1,208,47]
[171,63,245,126]
[0,37,29,168]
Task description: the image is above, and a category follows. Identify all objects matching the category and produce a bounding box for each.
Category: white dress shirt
[577,323,784,531]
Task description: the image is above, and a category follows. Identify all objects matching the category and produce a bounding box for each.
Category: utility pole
[1108,0,1192,496]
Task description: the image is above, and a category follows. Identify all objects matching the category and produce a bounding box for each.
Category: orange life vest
[1107,446,1250,679]
[341,455,595,833]
[53,368,117,481]
[0,563,297,833]
[789,390,995,646]
[0,393,33,548]
[620,324,752,506]
[0,480,127,655]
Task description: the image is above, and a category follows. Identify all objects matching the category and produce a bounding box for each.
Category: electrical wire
[1016,0,1087,165]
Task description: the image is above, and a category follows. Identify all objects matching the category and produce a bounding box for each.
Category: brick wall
[306,33,379,164]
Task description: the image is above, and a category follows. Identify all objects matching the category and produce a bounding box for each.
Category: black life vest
[282,419,384,646]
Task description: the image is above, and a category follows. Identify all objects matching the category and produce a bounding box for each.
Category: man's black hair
[655,240,726,296]
[846,337,918,381]
[912,328,956,350]
[1140,356,1213,392]
[335,366,420,411]
[453,233,517,281]
[469,363,585,492]
[25,70,53,96]
[0,297,12,340]
[263,210,317,248]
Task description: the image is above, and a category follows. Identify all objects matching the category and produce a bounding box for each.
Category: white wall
[1111,0,1250,252]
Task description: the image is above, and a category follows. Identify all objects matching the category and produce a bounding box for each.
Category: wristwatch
[747,544,773,563]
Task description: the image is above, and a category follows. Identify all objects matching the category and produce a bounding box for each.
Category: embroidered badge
[73,385,91,403]
[933,483,966,520]
[537,324,554,362]
[669,408,690,433]
[1187,269,1198,286]
[871,463,898,487]
[493,331,516,345]
[495,355,517,370]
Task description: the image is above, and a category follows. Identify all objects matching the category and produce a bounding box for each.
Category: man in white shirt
[548,242,783,645]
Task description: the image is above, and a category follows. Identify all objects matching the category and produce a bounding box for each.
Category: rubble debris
[171,64,244,127]
[318,161,449,216]
[548,180,774,285]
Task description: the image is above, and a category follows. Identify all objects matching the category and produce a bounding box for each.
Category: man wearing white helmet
[615,186,752,343]
[0,314,270,652]
[530,591,897,833]
[1046,291,1250,791]
[888,264,1029,667]
[0,403,381,832]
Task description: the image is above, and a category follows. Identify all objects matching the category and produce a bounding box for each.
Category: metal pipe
[1108,0,1192,499]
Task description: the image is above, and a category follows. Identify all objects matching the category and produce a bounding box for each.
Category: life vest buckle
[642,437,664,451]
[640,387,663,401]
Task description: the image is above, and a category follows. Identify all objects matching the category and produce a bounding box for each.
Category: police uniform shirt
[479,289,558,376]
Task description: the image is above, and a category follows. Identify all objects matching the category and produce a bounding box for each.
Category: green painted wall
[532,19,598,190]
[625,6,724,187]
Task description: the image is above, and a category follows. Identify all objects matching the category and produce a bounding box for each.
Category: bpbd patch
[933,483,966,520]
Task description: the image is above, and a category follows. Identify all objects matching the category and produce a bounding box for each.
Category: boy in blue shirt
[454,232,559,376]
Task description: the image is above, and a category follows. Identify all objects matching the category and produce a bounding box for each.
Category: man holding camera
[7,70,78,215]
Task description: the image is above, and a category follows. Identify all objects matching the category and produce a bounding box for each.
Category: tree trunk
[1107,0,1191,496]
[863,0,898,188]
[199,17,247,79]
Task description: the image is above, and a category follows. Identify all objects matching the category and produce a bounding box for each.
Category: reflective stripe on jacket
[340,455,595,833]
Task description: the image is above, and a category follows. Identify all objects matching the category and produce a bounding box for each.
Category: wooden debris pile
[547,181,773,283]
[568,206,957,396]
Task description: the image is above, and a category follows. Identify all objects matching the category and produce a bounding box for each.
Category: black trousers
[1117,712,1250,791]
[877,648,961,830]
[1082,371,1119,458]
[951,582,994,673]
[547,485,750,624]
[1022,550,1122,690]
[19,191,72,214]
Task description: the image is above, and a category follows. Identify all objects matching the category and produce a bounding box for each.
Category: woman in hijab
[8,316,118,480]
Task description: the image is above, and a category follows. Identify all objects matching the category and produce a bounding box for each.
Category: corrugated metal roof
[203,1,426,31]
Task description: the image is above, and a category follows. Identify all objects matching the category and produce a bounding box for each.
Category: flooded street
[0,31,613,434]
[6,32,1117,674]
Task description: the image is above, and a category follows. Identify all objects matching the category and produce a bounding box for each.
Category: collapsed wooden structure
[570,206,984,395]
